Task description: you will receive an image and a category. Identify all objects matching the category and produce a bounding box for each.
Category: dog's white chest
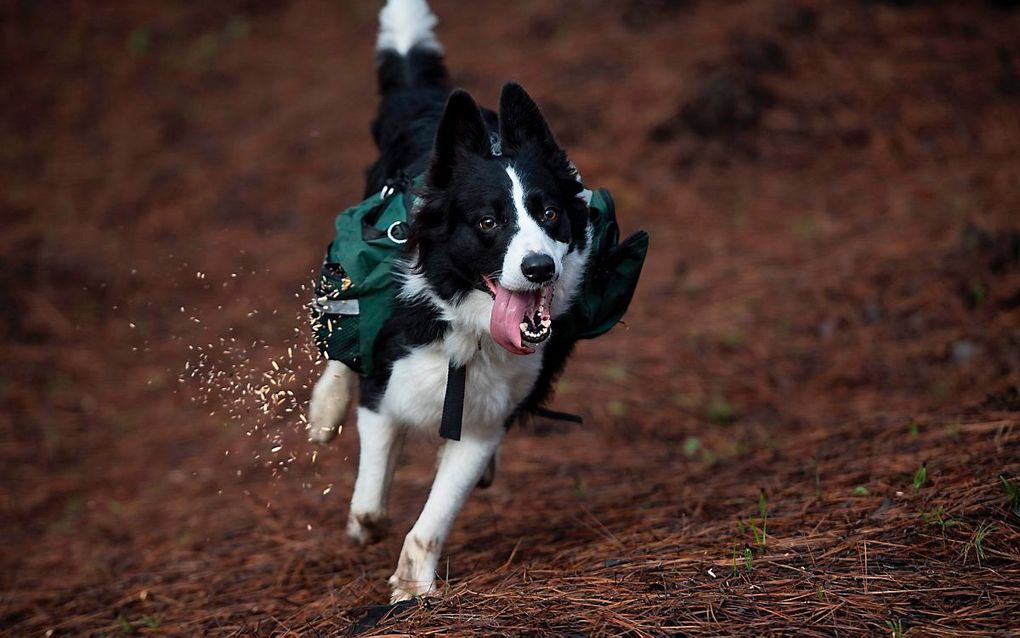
[380,336,543,437]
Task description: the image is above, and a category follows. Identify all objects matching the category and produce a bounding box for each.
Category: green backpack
[310,179,649,377]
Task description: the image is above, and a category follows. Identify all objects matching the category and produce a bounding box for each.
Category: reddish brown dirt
[2,1,1019,635]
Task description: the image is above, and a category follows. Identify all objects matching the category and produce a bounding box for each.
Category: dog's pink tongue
[490,284,535,355]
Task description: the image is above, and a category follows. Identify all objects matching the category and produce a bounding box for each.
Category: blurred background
[2,0,1018,634]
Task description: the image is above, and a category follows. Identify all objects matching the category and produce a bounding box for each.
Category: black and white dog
[308,0,593,602]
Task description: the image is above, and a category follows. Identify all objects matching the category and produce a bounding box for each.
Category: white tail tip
[377,0,442,56]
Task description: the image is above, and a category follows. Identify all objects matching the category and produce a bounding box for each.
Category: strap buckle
[386,221,408,244]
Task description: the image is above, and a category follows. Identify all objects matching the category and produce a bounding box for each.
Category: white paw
[347,510,390,545]
[387,534,439,601]
[306,419,339,444]
[307,361,352,444]
[388,573,435,603]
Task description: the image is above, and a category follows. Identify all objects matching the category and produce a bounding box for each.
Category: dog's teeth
[520,322,528,332]
[541,319,551,328]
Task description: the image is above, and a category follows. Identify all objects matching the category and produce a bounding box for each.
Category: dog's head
[408,82,591,355]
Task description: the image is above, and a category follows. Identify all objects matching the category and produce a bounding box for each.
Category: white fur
[553,224,594,317]
[376,0,442,56]
[388,434,501,601]
[398,268,494,363]
[378,336,528,601]
[500,165,571,292]
[307,6,600,594]
[347,407,405,544]
[369,275,548,600]
[394,266,548,429]
[307,360,352,443]
[311,235,593,600]
[382,326,544,434]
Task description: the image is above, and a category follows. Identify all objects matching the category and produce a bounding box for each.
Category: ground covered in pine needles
[2,1,1019,635]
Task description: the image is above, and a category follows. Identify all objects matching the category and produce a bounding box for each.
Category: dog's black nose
[521,253,555,284]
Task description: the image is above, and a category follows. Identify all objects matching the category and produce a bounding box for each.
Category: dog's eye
[542,207,559,223]
[478,216,497,232]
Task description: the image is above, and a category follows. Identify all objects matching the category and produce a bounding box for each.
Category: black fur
[365,46,453,197]
[409,86,588,303]
[359,44,588,422]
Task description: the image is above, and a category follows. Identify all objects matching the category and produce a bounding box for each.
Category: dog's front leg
[388,433,502,602]
[347,407,405,545]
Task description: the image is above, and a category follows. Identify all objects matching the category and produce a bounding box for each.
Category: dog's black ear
[427,89,489,188]
[498,81,561,155]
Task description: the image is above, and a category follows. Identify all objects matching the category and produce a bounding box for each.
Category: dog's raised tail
[375,0,449,93]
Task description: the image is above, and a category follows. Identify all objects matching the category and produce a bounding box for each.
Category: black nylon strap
[439,362,466,441]
[533,406,584,424]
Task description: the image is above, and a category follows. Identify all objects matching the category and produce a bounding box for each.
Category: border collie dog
[308,0,593,602]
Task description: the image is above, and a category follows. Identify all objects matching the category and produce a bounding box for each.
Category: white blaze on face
[500,165,569,291]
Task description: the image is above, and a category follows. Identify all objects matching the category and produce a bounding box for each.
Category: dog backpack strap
[439,362,467,440]
[532,406,584,424]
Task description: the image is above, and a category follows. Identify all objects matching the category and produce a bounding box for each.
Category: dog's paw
[388,534,439,601]
[306,419,339,444]
[307,361,351,444]
[388,584,417,604]
[347,511,390,545]
[388,573,435,604]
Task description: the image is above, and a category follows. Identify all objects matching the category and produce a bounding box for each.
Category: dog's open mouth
[483,276,553,355]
